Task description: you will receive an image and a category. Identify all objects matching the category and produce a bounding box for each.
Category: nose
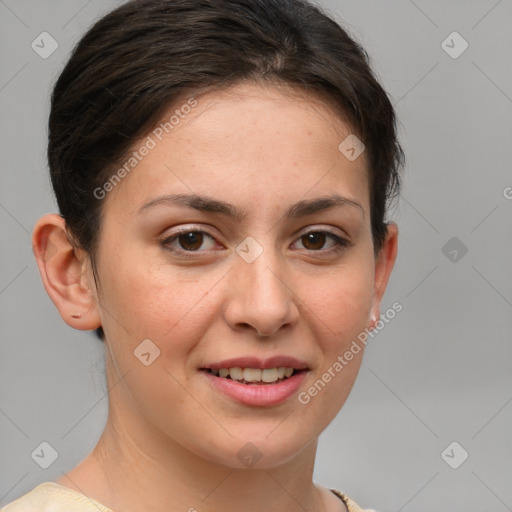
[223,243,299,338]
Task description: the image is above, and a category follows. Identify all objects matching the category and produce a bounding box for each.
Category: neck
[60,397,329,512]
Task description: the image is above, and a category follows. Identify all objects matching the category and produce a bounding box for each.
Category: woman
[2,0,403,510]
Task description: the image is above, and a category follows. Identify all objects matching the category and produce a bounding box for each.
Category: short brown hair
[48,0,404,340]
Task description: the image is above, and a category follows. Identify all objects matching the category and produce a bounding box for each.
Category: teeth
[261,368,278,383]
[243,368,262,382]
[229,367,243,381]
[210,366,297,382]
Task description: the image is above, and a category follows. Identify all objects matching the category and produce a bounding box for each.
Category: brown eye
[176,232,204,251]
[294,230,348,252]
[301,232,327,251]
[161,230,218,256]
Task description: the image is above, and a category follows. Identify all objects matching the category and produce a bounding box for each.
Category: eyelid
[292,228,350,253]
[296,225,349,241]
[160,227,221,256]
[160,224,351,257]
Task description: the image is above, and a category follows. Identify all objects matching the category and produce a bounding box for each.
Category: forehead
[173,81,360,156]
[104,81,369,216]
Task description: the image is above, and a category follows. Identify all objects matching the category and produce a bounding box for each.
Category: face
[81,82,395,468]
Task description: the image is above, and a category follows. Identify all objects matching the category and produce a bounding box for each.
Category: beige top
[1,482,376,512]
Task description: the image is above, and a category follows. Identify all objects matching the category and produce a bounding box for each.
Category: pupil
[179,232,203,251]
[303,233,325,250]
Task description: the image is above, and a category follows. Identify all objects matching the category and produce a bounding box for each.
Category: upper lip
[202,356,309,370]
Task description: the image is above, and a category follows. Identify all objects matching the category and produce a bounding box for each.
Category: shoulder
[1,482,113,512]
[331,488,380,512]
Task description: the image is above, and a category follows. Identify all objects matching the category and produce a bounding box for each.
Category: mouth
[199,356,310,406]
[200,366,306,384]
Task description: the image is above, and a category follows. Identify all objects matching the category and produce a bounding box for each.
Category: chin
[197,431,314,470]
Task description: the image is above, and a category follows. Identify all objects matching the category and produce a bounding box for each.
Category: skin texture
[33,81,398,512]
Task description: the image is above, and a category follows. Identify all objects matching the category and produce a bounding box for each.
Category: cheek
[305,262,375,340]
[98,251,220,357]
[297,258,373,413]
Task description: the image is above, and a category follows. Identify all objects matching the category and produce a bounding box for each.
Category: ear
[368,222,398,329]
[32,213,102,331]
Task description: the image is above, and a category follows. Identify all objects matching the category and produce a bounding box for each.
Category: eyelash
[160,228,350,258]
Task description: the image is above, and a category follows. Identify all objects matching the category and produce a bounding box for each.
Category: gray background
[1,1,511,511]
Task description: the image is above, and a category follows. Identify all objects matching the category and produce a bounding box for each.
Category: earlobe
[32,213,102,331]
[368,222,399,329]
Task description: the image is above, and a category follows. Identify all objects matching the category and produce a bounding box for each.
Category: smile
[204,366,299,384]
[200,358,309,406]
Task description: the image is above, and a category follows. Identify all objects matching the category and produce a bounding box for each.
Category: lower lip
[201,370,308,406]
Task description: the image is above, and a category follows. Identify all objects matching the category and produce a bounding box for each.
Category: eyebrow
[138,193,364,220]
